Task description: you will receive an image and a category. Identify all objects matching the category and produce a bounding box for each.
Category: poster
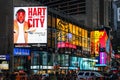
[14,6,47,44]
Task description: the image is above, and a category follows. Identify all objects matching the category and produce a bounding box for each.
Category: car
[77,71,104,80]
[14,71,27,80]
[42,73,49,79]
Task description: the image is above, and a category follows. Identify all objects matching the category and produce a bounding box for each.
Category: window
[85,72,89,76]
[91,73,95,76]
[78,72,84,75]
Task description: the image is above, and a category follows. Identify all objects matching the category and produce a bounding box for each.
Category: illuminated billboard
[0,61,9,70]
[90,30,108,56]
[99,30,108,48]
[0,55,10,70]
[57,42,77,49]
[95,52,107,66]
[90,31,100,56]
[14,48,30,56]
[78,58,98,70]
[100,52,107,64]
[14,6,47,44]
[70,56,78,67]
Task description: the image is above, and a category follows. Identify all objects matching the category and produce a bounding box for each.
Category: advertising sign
[70,56,78,67]
[14,6,47,44]
[95,52,107,66]
[0,61,9,70]
[0,55,10,60]
[100,52,107,64]
[78,58,98,70]
[90,31,100,56]
[0,55,10,70]
[14,48,30,56]
[57,42,76,49]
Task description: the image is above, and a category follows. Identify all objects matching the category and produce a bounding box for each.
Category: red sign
[57,42,76,49]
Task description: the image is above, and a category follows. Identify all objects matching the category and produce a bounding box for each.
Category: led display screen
[0,55,10,61]
[57,42,76,49]
[100,52,107,64]
[14,6,47,44]
[14,48,30,56]
[90,31,100,56]
[78,58,98,70]
[70,56,78,67]
[90,30,108,57]
[95,52,107,66]
[0,55,10,70]
[0,61,9,70]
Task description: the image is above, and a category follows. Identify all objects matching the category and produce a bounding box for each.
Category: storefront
[30,51,54,74]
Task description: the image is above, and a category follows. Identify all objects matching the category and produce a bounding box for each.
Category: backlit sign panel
[0,55,10,70]
[0,61,9,70]
[0,55,10,60]
[90,30,108,56]
[14,6,47,44]
[14,48,30,56]
[95,52,107,66]
[90,31,100,56]
[57,42,77,49]
[100,52,107,64]
[78,58,98,70]
[70,56,78,67]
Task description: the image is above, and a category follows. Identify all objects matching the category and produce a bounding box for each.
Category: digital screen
[0,61,9,70]
[57,42,76,49]
[0,55,10,60]
[95,52,107,66]
[14,48,30,56]
[78,58,98,70]
[14,6,47,44]
[100,52,107,64]
[70,56,78,67]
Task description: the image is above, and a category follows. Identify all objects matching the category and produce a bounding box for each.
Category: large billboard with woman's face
[14,7,47,44]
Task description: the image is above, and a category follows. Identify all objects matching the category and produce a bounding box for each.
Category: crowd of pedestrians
[0,70,77,80]
[27,70,77,80]
[0,70,119,80]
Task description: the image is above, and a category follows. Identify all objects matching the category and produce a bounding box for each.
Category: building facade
[0,0,112,74]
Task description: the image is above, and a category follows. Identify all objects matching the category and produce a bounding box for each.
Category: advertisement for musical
[14,6,47,44]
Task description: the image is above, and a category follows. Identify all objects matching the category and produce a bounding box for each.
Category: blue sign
[14,48,30,56]
[0,54,10,60]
